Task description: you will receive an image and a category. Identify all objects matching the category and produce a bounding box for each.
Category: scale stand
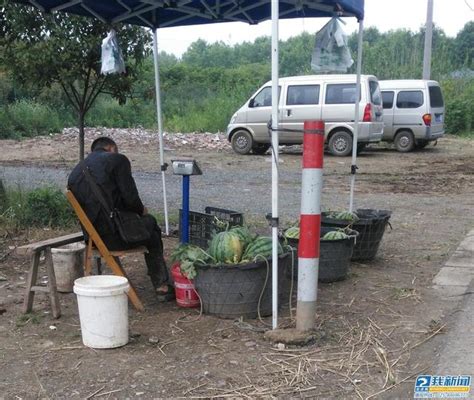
[171,159,202,243]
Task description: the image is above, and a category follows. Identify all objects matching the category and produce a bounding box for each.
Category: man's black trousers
[100,214,171,289]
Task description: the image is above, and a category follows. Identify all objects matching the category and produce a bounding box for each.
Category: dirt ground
[1,131,474,399]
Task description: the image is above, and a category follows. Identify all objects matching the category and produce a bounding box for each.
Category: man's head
[91,137,118,153]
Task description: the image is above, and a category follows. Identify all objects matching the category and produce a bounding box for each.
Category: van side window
[396,91,424,109]
[287,85,320,105]
[325,84,357,104]
[382,91,394,109]
[252,86,281,108]
[429,86,444,107]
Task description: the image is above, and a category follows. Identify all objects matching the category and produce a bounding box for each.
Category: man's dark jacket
[68,149,144,238]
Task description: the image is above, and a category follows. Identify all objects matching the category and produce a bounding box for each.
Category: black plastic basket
[194,254,290,319]
[285,227,357,283]
[179,207,244,248]
[321,209,392,262]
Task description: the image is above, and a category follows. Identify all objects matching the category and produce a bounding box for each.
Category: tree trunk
[78,112,85,161]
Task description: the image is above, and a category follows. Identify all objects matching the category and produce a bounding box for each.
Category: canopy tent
[10,0,365,329]
[12,1,364,27]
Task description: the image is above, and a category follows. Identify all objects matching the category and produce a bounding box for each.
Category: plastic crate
[179,207,244,248]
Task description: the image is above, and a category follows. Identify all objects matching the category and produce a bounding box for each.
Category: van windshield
[429,86,444,108]
[369,80,382,106]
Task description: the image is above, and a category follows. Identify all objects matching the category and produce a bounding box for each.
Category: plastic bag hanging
[101,30,126,75]
[311,17,354,73]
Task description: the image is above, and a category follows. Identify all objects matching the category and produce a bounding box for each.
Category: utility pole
[423,0,434,79]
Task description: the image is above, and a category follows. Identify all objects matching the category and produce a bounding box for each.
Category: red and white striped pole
[296,120,325,332]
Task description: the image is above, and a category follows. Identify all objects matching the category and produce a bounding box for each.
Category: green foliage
[1,3,151,158]
[0,100,64,139]
[441,78,474,135]
[1,20,473,136]
[1,186,75,228]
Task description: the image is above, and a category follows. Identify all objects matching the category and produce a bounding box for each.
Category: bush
[0,100,65,139]
[0,186,75,228]
[441,78,474,135]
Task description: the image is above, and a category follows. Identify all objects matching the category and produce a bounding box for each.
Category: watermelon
[284,226,300,239]
[322,230,349,240]
[229,226,254,248]
[208,231,243,264]
[327,210,359,222]
[242,236,283,260]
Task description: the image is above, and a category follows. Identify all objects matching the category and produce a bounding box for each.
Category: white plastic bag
[101,30,126,75]
[311,17,354,73]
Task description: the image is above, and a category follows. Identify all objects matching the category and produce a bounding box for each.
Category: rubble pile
[60,127,231,151]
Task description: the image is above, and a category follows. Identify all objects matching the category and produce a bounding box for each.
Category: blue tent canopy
[14,1,364,28]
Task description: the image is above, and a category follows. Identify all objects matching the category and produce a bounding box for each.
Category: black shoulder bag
[83,167,150,244]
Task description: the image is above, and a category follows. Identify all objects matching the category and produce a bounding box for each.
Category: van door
[395,90,425,136]
[428,84,445,136]
[381,91,395,139]
[246,86,281,142]
[280,84,321,143]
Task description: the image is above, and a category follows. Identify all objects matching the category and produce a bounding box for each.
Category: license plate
[435,114,443,123]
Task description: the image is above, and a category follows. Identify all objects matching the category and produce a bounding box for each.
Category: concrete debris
[60,127,230,152]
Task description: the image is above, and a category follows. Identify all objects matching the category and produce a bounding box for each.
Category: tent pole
[152,28,169,235]
[270,0,279,330]
[349,19,364,213]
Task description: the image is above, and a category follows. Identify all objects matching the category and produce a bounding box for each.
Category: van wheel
[231,130,254,155]
[252,143,270,155]
[394,130,415,152]
[328,131,352,157]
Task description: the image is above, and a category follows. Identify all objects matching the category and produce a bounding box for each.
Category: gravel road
[0,162,303,219]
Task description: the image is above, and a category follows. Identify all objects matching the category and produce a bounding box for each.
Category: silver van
[226,74,384,156]
[379,80,445,152]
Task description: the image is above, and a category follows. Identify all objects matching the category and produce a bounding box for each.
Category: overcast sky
[156,0,474,56]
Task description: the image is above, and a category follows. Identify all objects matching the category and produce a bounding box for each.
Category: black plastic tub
[321,209,391,262]
[194,253,291,319]
[286,227,357,283]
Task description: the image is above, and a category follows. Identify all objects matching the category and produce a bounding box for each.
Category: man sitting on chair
[68,137,174,301]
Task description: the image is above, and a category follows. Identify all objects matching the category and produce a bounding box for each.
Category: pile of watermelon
[172,226,286,278]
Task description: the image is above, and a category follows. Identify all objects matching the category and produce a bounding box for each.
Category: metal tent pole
[349,19,364,213]
[270,0,280,330]
[152,28,169,235]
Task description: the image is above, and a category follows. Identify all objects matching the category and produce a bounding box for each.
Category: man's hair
[91,137,117,152]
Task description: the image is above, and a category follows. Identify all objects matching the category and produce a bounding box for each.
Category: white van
[379,80,445,152]
[226,74,384,156]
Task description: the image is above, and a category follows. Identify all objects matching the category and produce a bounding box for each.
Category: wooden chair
[17,232,84,318]
[66,190,145,311]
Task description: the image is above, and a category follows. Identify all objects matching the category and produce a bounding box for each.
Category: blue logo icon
[414,375,471,398]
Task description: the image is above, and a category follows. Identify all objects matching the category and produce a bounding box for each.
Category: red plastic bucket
[171,263,200,308]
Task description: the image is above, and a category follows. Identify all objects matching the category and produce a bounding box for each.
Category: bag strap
[82,166,114,219]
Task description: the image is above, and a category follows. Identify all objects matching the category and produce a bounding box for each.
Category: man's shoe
[155,284,175,302]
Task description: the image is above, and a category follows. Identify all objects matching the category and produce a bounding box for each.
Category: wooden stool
[17,232,84,319]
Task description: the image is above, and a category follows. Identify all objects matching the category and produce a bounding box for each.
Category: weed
[16,312,42,327]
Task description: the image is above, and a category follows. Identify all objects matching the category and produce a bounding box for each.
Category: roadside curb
[434,229,474,375]
[432,229,474,298]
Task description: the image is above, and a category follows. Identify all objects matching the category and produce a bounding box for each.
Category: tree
[0,4,150,160]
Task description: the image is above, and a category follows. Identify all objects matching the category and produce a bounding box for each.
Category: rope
[175,286,203,324]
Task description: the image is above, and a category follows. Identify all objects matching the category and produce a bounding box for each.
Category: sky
[156,0,474,56]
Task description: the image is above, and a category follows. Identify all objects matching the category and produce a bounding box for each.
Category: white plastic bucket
[73,275,130,349]
[51,242,85,293]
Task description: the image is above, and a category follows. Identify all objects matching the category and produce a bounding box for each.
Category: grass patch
[0,183,76,229]
[16,312,42,327]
